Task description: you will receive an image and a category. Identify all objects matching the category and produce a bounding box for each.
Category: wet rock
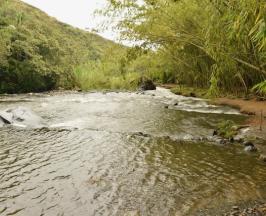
[0,107,44,128]
[243,141,257,152]
[259,154,266,162]
[190,92,196,97]
[229,137,234,143]
[139,79,156,91]
[219,139,228,145]
[212,136,228,145]
[183,134,194,140]
[213,130,218,136]
[234,134,244,143]
[244,145,258,152]
[0,112,12,124]
[174,102,179,106]
[243,141,254,147]
[164,105,169,109]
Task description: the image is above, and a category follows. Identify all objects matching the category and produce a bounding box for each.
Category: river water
[0,88,265,216]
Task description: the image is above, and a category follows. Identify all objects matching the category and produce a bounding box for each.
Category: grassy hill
[0,0,124,93]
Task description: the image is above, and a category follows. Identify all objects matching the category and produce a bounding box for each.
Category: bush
[216,120,238,139]
[252,81,266,97]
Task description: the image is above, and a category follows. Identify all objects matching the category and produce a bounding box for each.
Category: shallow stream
[0,88,265,216]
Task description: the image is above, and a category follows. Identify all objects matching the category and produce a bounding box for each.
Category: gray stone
[243,140,254,147]
[0,107,45,128]
[0,111,12,124]
[244,145,257,152]
[233,134,244,143]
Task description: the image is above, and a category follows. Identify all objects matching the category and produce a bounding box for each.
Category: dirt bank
[164,84,266,130]
[164,84,266,153]
[214,98,266,118]
[214,98,266,133]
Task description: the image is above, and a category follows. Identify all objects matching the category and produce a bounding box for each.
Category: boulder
[213,130,218,136]
[0,107,44,128]
[244,145,257,152]
[243,141,254,147]
[243,141,258,152]
[139,79,156,91]
[0,111,12,124]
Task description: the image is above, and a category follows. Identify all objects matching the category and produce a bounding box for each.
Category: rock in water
[243,141,257,152]
[243,141,254,147]
[244,145,257,152]
[0,107,45,128]
[0,111,12,124]
[139,79,156,91]
[213,130,218,136]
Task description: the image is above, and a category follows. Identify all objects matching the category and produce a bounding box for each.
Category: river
[0,88,265,216]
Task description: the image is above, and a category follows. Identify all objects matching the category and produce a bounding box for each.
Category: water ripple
[0,90,265,216]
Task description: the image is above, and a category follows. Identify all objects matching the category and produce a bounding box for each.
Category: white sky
[21,0,118,41]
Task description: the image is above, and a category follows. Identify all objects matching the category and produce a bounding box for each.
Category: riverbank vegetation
[0,0,125,93]
[0,0,265,97]
[99,0,266,97]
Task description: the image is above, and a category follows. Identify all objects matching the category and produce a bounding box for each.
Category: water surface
[0,88,265,216]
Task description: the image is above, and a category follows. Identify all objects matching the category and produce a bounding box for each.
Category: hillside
[0,0,123,93]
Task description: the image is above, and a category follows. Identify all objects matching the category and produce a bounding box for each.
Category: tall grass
[75,63,141,90]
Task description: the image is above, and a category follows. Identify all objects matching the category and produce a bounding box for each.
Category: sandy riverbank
[163,84,266,153]
[214,98,266,140]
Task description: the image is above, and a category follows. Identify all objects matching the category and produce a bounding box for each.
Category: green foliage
[0,0,117,93]
[101,0,266,95]
[75,62,140,90]
[2,0,265,94]
[207,66,220,98]
[252,80,266,96]
[217,120,238,139]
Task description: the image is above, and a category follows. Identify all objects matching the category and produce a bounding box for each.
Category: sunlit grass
[75,64,141,90]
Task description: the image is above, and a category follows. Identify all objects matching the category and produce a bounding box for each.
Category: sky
[21,0,118,41]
